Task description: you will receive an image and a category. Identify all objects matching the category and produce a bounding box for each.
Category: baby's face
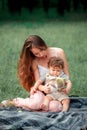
[49,66,62,76]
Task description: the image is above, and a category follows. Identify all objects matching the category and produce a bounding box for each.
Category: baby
[33,56,72,111]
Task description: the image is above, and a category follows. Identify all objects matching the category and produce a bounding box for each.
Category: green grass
[0,9,87,102]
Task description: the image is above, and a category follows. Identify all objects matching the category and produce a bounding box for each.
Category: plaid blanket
[0,97,87,130]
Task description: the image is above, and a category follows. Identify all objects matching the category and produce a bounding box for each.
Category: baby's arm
[63,80,72,94]
[38,84,51,94]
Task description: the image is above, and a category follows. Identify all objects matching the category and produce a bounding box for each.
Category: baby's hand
[44,84,51,94]
[62,88,69,94]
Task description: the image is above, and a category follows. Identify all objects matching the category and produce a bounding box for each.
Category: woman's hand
[30,86,37,95]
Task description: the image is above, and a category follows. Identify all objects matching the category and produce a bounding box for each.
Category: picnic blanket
[0,97,87,130]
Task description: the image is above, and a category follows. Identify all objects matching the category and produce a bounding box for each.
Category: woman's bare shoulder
[49,47,63,51]
[49,47,64,55]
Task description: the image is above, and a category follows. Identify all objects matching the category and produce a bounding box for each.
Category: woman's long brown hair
[17,35,47,92]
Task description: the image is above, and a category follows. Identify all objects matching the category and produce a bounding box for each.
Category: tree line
[1,0,87,16]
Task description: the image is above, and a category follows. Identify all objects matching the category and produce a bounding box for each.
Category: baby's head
[48,57,64,76]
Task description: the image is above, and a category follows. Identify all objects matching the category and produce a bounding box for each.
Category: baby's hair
[48,56,64,69]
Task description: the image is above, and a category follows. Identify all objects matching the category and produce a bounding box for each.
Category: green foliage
[0,11,87,102]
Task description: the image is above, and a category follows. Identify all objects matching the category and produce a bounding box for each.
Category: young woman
[16,35,70,111]
[1,35,70,112]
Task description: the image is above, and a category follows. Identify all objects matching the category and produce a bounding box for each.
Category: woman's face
[31,47,47,58]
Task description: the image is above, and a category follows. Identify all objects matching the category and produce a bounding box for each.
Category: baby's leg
[40,96,53,111]
[61,99,70,112]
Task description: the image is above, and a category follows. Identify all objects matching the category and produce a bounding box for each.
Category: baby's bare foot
[40,103,49,111]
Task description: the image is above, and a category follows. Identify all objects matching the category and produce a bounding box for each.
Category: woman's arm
[57,48,70,77]
[30,60,41,94]
[32,60,40,81]
[30,79,43,95]
[31,60,48,94]
[38,84,45,92]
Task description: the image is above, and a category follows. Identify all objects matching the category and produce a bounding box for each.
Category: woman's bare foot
[1,100,15,107]
[0,103,5,107]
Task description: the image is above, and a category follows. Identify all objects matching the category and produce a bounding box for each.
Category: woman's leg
[1,91,62,112]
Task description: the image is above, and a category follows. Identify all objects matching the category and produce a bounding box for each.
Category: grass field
[0,9,87,102]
